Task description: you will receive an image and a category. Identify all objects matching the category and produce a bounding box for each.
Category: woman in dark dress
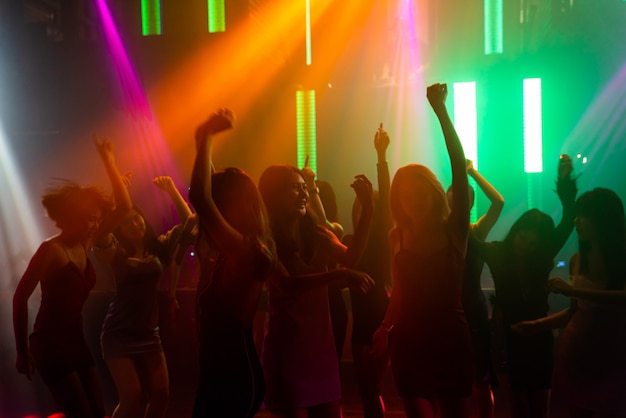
[189,109,276,417]
[372,83,472,418]
[472,154,577,418]
[13,136,126,418]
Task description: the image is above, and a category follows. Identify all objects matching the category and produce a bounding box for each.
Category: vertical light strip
[523,78,543,173]
[141,0,162,36]
[296,90,317,173]
[305,0,312,65]
[208,0,226,33]
[484,0,503,54]
[453,81,478,223]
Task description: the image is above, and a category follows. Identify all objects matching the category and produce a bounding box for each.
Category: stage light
[141,0,162,36]
[305,0,312,65]
[296,89,317,173]
[208,0,226,33]
[484,0,503,55]
[453,81,478,223]
[523,78,543,173]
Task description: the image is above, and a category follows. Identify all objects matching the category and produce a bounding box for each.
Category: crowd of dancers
[12,83,626,418]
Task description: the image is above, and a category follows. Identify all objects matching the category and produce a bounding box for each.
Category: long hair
[258,165,318,263]
[211,167,276,262]
[501,209,555,275]
[390,164,449,229]
[41,180,112,229]
[576,188,626,290]
[113,206,171,265]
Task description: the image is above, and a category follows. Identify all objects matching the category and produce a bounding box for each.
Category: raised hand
[153,176,176,193]
[558,154,573,180]
[426,83,448,112]
[351,174,374,211]
[301,157,316,189]
[374,123,390,155]
[121,171,133,188]
[93,134,115,163]
[195,108,235,149]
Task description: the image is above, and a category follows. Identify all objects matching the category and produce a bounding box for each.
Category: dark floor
[0,290,572,418]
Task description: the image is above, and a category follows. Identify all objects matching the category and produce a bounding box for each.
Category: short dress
[100,254,164,358]
[389,232,473,399]
[553,274,626,415]
[29,261,97,383]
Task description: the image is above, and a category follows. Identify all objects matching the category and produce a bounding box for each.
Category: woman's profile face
[64,202,102,241]
[119,211,146,242]
[279,172,309,218]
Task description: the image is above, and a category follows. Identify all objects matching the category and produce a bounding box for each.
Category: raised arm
[549,154,577,259]
[153,176,192,224]
[188,109,250,256]
[427,83,470,250]
[340,175,374,268]
[375,123,392,232]
[301,163,343,238]
[92,136,134,245]
[468,160,504,241]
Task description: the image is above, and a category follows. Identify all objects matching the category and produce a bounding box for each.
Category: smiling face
[281,171,309,218]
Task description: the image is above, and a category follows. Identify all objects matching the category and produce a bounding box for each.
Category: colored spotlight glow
[296,89,317,173]
[452,81,478,223]
[484,0,503,55]
[0,123,42,290]
[208,0,226,33]
[523,78,543,173]
[141,0,162,36]
[305,0,312,65]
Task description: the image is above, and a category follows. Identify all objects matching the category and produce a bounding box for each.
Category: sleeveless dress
[553,275,626,414]
[29,260,97,383]
[100,255,163,358]
[389,232,473,398]
[193,254,266,417]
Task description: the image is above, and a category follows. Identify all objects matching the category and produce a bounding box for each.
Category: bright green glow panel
[296,90,317,173]
[208,0,226,33]
[452,82,478,223]
[484,0,503,54]
[141,0,162,36]
[305,0,312,65]
[523,78,543,173]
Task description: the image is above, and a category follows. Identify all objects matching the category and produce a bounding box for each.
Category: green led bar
[484,0,503,54]
[296,90,317,173]
[452,81,478,223]
[208,0,226,33]
[141,0,162,36]
[305,0,312,65]
[523,78,543,173]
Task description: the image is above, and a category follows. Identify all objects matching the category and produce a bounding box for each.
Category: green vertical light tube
[305,0,312,65]
[208,0,226,33]
[141,0,162,36]
[484,0,503,54]
[523,78,543,173]
[296,90,317,173]
[453,82,478,223]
